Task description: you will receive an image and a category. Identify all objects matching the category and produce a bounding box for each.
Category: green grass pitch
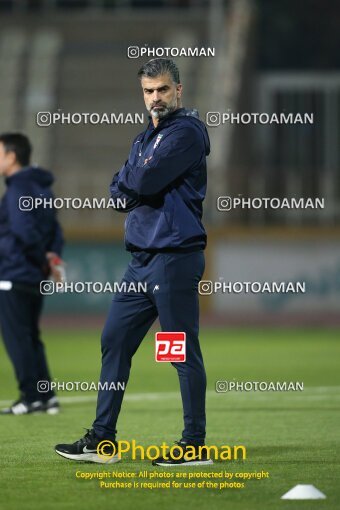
[0,327,339,510]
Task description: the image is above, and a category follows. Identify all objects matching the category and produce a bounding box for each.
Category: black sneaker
[55,429,121,464]
[152,440,214,466]
[43,396,60,415]
[0,399,44,415]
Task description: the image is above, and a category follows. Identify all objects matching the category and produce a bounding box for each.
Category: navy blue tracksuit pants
[93,250,207,445]
[0,286,55,403]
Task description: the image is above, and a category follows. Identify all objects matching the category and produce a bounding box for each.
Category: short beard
[149,101,177,120]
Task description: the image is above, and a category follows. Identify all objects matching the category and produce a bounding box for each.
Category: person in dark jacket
[0,133,64,415]
[55,58,211,466]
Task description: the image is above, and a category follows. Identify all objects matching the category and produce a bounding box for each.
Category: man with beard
[55,58,211,466]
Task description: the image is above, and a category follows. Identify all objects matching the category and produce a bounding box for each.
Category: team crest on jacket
[153,134,163,149]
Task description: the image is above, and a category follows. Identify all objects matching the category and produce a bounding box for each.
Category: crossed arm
[110,126,202,212]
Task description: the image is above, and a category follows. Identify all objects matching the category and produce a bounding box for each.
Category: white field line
[0,386,339,407]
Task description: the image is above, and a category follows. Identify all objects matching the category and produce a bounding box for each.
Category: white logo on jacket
[153,134,163,149]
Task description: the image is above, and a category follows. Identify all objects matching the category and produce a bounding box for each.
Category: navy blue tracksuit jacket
[93,108,211,445]
[0,166,63,284]
[110,107,210,251]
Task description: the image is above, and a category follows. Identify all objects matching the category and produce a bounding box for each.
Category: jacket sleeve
[7,185,46,266]
[110,170,141,212]
[47,219,64,255]
[117,126,204,196]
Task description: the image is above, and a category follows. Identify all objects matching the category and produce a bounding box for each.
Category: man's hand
[46,252,66,283]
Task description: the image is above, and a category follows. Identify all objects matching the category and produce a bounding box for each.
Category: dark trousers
[0,286,54,402]
[93,250,207,444]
